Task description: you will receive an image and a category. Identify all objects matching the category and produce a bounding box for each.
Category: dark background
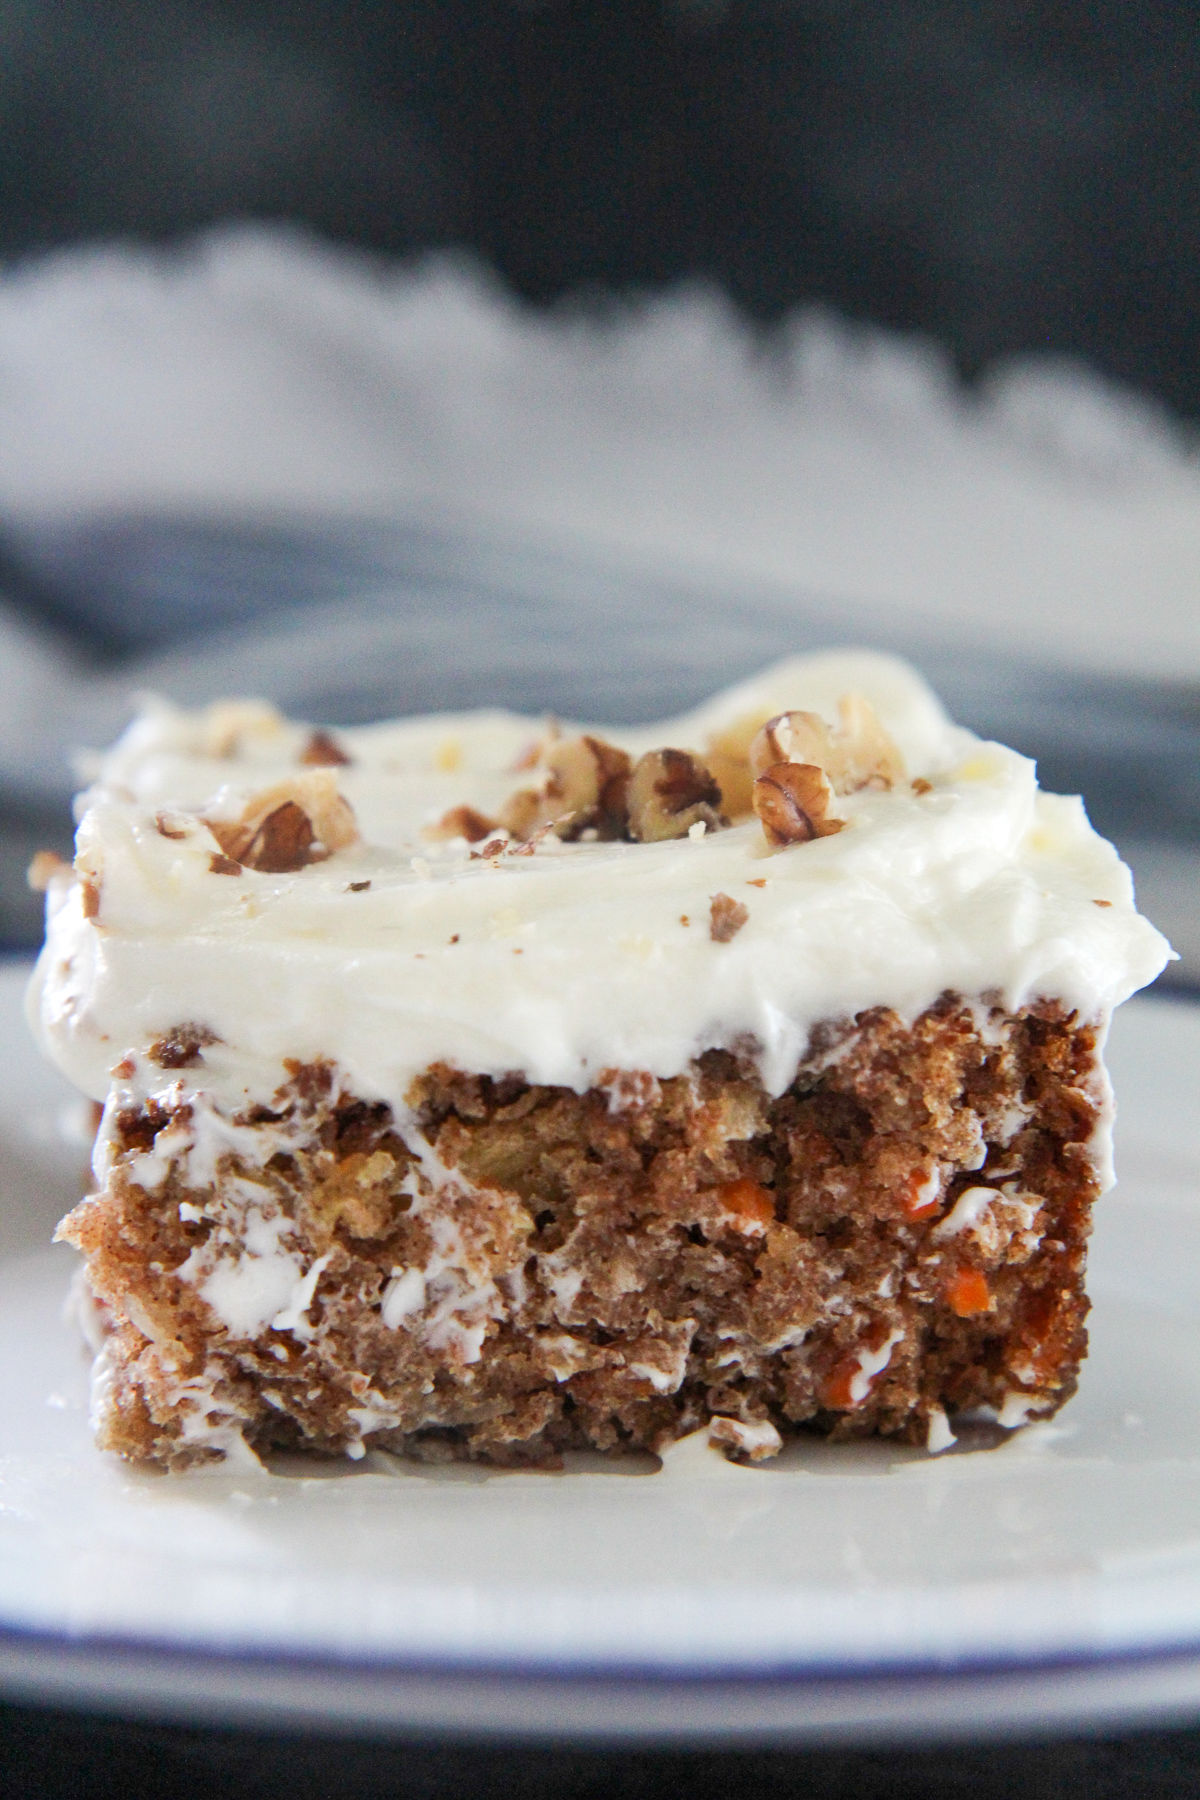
[2,0,1197,417]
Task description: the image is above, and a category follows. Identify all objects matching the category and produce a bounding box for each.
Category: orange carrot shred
[716,1178,775,1227]
[949,1268,991,1317]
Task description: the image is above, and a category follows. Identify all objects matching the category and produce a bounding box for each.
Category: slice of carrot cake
[28,650,1171,1467]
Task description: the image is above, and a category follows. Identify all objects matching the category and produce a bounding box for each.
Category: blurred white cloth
[0,222,1197,683]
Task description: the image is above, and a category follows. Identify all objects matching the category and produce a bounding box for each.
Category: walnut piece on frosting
[750,695,905,795]
[429,804,498,844]
[299,729,352,768]
[749,693,905,849]
[709,892,750,941]
[441,697,901,857]
[499,734,632,842]
[195,699,288,760]
[753,762,843,846]
[704,711,774,819]
[626,749,726,843]
[206,771,359,873]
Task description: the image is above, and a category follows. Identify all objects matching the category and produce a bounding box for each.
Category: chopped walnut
[499,734,632,842]
[300,729,352,767]
[80,876,101,920]
[510,737,544,773]
[154,811,191,841]
[496,786,543,842]
[747,692,903,849]
[750,694,905,796]
[239,801,316,872]
[752,762,843,846]
[508,821,559,857]
[429,804,498,844]
[197,700,287,760]
[206,772,359,874]
[709,892,749,942]
[626,749,726,843]
[704,710,775,819]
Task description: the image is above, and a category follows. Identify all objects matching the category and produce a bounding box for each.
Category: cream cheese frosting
[29,650,1172,1114]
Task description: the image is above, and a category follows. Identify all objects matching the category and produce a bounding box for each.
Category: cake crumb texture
[61,995,1102,1468]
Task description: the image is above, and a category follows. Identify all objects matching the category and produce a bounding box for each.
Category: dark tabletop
[8,1703,1200,1800]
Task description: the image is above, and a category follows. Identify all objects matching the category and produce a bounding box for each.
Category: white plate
[1,961,1198,1744]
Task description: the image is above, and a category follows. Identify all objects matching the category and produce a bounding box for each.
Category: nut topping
[750,694,905,795]
[709,892,749,942]
[235,801,316,873]
[752,761,842,846]
[458,735,733,849]
[429,804,498,844]
[704,710,774,819]
[626,749,725,843]
[299,729,352,767]
[206,772,359,874]
[746,692,904,848]
[499,734,632,842]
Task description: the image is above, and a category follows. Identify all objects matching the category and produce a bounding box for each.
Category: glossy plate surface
[1,962,1198,1741]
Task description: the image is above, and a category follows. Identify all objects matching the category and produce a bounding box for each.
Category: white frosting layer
[29,651,1172,1109]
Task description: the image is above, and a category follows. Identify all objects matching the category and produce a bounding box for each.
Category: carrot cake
[28,651,1171,1467]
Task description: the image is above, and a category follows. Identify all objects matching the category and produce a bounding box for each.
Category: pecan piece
[752,762,843,846]
[709,892,749,942]
[626,749,726,843]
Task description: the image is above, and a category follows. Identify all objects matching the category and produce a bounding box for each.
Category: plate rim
[6,1615,1200,1744]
